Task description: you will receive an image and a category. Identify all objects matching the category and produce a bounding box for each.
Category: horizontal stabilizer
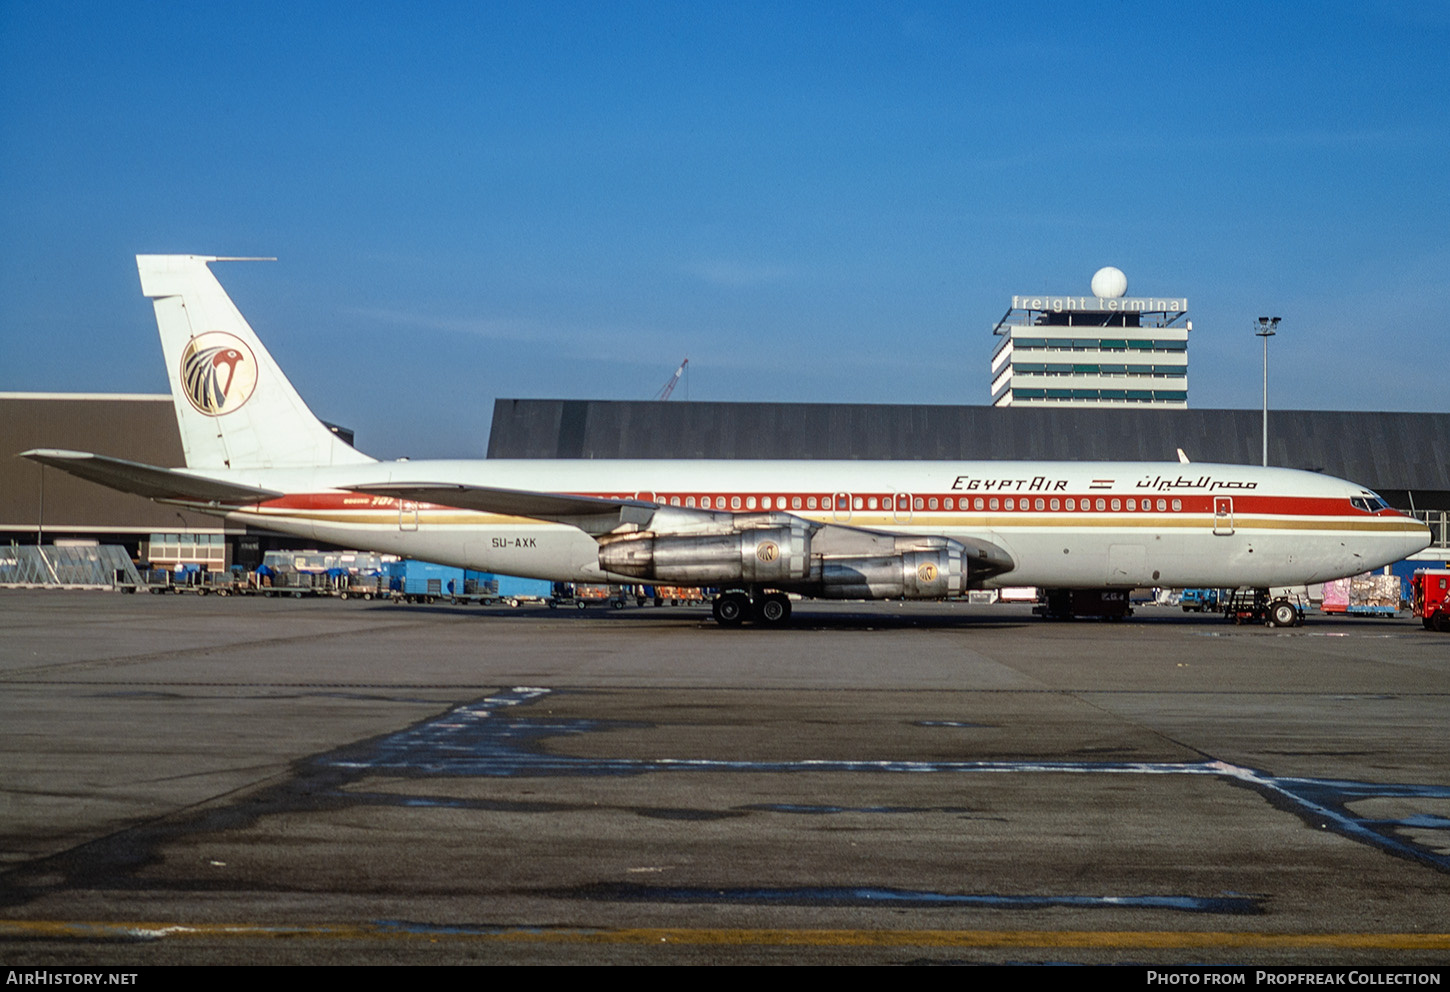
[20,449,283,504]
[350,482,659,535]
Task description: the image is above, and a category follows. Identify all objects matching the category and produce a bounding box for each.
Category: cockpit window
[1351,493,1391,513]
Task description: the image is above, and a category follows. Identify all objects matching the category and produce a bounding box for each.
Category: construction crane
[653,358,689,401]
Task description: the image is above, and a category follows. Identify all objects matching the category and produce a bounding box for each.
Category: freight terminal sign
[1012,295,1187,314]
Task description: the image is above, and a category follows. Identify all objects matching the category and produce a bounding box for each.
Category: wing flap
[348,482,660,536]
[20,449,283,504]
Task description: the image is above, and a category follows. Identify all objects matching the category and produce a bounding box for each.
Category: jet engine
[809,546,966,599]
[598,523,812,585]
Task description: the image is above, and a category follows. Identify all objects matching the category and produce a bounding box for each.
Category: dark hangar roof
[486,400,1450,507]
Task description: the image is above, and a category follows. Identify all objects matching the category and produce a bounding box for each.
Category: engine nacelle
[599,524,812,585]
[810,547,966,600]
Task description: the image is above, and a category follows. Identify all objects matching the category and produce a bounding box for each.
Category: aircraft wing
[351,481,1014,579]
[19,449,284,505]
[348,481,671,536]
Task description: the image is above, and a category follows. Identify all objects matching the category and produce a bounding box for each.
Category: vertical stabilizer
[137,255,375,469]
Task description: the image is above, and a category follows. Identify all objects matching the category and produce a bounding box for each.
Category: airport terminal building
[990,294,1190,408]
[990,268,1190,408]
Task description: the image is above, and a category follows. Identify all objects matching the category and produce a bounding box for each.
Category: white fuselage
[187,459,1430,589]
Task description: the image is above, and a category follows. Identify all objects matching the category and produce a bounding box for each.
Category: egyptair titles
[949,473,1258,492]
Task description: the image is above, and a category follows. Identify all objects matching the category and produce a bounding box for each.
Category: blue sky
[2,1,1446,458]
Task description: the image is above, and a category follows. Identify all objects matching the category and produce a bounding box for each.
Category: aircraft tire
[1270,600,1298,628]
[754,593,791,626]
[713,592,749,626]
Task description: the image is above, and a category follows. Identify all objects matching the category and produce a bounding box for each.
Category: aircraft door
[893,492,913,524]
[399,500,419,531]
[1213,496,1234,535]
[833,492,852,523]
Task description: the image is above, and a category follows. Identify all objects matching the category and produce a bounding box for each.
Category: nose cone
[1369,512,1434,571]
[1396,515,1434,559]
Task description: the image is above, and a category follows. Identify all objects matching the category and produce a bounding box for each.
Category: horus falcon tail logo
[180,332,258,416]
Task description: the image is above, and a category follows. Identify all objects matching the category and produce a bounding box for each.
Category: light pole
[1256,316,1281,467]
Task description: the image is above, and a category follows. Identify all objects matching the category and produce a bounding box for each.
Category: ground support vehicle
[1033,588,1133,620]
[387,560,465,604]
[443,573,501,606]
[1180,588,1223,613]
[650,585,708,606]
[547,581,622,610]
[1412,569,1450,631]
[259,569,325,598]
[1223,589,1304,627]
[336,573,388,600]
[1321,572,1402,618]
[574,583,630,609]
[186,570,239,596]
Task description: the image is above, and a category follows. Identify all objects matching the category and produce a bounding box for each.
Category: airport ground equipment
[0,544,145,591]
[1411,569,1450,631]
[1180,588,1222,612]
[1033,588,1133,620]
[1223,588,1305,627]
[387,560,465,604]
[1320,572,1402,617]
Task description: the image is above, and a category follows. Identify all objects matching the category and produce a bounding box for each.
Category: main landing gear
[711,590,792,628]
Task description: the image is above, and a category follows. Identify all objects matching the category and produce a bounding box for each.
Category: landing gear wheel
[754,593,792,626]
[712,592,750,627]
[1269,600,1298,628]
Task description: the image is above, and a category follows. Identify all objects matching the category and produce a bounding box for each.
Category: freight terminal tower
[990,267,1190,408]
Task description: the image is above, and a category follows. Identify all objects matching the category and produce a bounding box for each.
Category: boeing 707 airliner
[22,256,1431,626]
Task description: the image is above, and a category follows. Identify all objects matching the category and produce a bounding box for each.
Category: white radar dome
[1091,266,1128,298]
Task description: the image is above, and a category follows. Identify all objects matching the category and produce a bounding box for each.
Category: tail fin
[137,255,375,470]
